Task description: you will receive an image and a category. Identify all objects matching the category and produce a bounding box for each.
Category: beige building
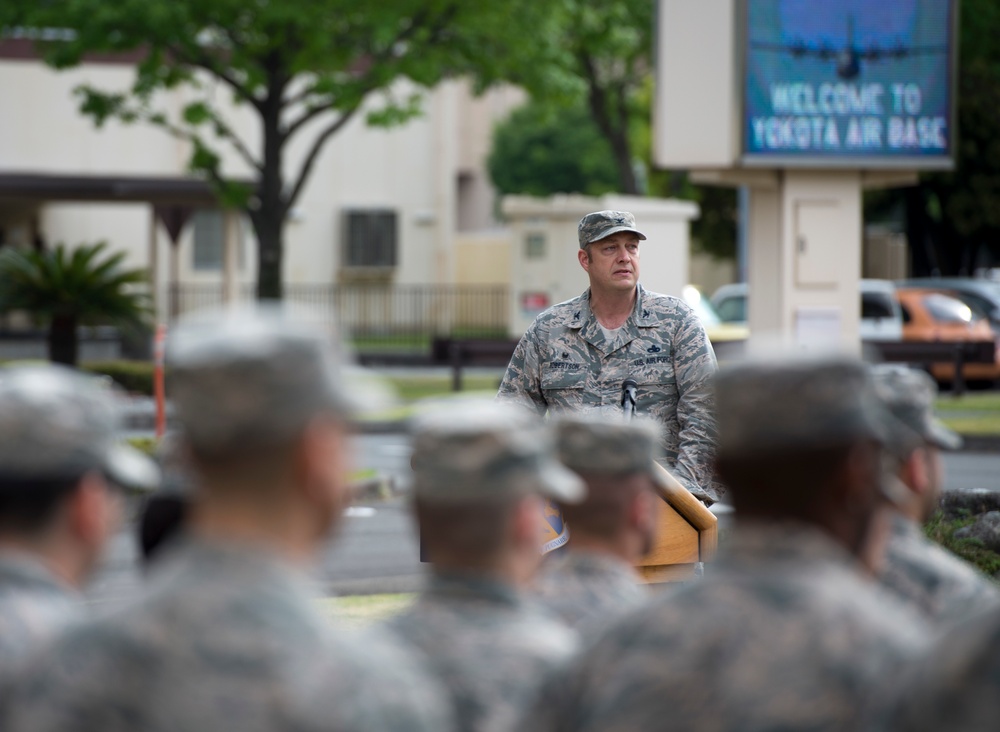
[0,38,524,326]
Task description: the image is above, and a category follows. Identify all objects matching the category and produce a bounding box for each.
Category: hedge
[82,360,157,396]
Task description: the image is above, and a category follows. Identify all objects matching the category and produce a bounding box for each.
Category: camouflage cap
[167,304,361,456]
[410,399,585,504]
[555,414,669,490]
[714,357,892,459]
[578,210,647,248]
[0,364,160,491]
[871,364,962,456]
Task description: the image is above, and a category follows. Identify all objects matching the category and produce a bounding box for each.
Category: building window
[192,209,224,271]
[343,209,397,268]
[525,233,546,259]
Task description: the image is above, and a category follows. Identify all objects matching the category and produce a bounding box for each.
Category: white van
[710,279,903,342]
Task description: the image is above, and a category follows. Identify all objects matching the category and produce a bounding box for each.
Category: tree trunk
[48,314,78,366]
[254,70,288,301]
[252,208,284,300]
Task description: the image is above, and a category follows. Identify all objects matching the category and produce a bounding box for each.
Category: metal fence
[168,284,510,352]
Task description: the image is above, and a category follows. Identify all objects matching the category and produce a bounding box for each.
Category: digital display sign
[743,0,955,167]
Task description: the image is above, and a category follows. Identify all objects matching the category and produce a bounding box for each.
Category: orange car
[896,288,1000,382]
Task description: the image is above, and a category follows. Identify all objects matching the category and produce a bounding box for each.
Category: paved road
[86,440,1000,604]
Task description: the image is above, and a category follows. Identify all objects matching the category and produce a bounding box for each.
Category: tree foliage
[0,242,151,365]
[9,0,574,298]
[866,0,1000,275]
[488,102,620,198]
[560,0,653,195]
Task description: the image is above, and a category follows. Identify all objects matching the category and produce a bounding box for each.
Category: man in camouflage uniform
[497,210,720,504]
[531,415,660,635]
[522,357,929,732]
[0,364,158,674]
[386,399,582,732]
[3,306,451,732]
[872,365,999,628]
[875,605,1000,731]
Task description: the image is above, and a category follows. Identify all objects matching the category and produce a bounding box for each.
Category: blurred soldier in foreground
[523,357,928,732]
[4,306,450,732]
[875,601,1000,730]
[872,365,999,627]
[137,433,193,567]
[0,364,158,674]
[531,415,659,634]
[497,210,720,505]
[386,400,583,732]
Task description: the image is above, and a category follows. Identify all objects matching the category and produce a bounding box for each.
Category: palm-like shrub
[0,242,151,365]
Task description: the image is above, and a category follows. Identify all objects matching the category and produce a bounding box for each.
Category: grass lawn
[936,393,1000,412]
[925,514,1000,580]
[318,593,415,627]
[935,393,1000,436]
[384,373,501,402]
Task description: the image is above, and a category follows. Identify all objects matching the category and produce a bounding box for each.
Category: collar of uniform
[571,285,651,355]
[426,569,522,608]
[568,285,652,330]
[543,548,641,584]
[0,550,76,599]
[151,533,321,602]
[720,520,864,572]
[888,511,921,541]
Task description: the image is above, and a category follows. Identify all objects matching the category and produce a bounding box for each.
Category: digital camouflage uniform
[870,365,1000,628]
[875,606,1000,732]
[0,553,78,675]
[387,572,576,732]
[532,551,646,635]
[522,358,930,732]
[525,523,928,732]
[393,400,584,732]
[879,513,999,628]
[530,415,660,634]
[498,285,720,503]
[2,307,448,732]
[0,364,159,679]
[4,539,451,732]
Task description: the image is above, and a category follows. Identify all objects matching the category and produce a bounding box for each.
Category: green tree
[865,0,1000,275]
[10,1,571,299]
[561,0,653,195]
[488,102,620,197]
[0,242,151,366]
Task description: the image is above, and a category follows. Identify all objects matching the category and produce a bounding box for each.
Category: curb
[957,435,1000,453]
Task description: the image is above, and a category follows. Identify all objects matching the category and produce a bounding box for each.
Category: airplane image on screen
[751,16,947,80]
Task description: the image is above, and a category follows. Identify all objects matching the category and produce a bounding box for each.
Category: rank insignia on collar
[573,311,581,319]
[647,345,662,353]
[643,310,650,318]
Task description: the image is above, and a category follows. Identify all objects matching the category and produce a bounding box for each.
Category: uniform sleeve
[670,307,722,504]
[497,324,547,416]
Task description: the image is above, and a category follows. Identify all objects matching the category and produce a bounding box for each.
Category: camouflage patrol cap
[167,304,361,456]
[871,364,962,456]
[410,399,585,504]
[578,210,647,248]
[0,364,160,491]
[555,415,669,489]
[714,357,891,459]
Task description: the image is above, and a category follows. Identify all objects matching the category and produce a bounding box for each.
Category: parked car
[681,286,748,361]
[897,277,1000,335]
[895,287,1000,383]
[709,280,904,341]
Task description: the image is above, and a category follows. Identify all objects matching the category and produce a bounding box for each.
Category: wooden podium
[635,465,718,583]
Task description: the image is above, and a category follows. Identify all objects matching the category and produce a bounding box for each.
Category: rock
[940,488,1000,520]
[954,511,1000,553]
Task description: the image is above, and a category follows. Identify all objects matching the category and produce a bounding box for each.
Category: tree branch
[169,42,265,113]
[285,107,360,209]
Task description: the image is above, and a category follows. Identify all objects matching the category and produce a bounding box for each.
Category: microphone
[621,378,638,420]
